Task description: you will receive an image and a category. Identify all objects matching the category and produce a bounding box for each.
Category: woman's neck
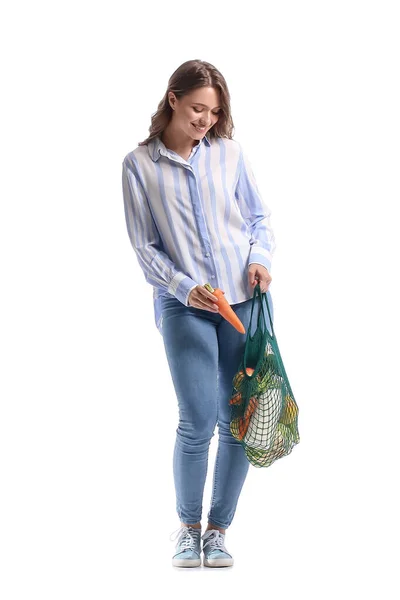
[160,127,199,159]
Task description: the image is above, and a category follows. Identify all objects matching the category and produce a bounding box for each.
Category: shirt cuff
[248,252,272,274]
[168,272,199,306]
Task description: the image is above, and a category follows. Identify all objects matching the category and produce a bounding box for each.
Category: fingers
[199,285,218,303]
[250,275,261,290]
[189,285,219,312]
[198,288,219,311]
[251,278,270,294]
[248,268,272,294]
[200,300,219,312]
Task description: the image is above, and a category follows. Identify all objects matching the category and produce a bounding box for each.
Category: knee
[177,412,217,444]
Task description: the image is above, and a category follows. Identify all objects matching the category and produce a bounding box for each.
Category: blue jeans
[160,290,274,530]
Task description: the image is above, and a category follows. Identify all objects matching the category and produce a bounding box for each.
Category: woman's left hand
[248,264,272,293]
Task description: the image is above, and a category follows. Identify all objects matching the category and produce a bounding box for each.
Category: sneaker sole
[172,557,201,568]
[203,557,234,567]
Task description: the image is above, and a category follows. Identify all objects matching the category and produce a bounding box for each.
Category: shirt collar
[148,133,211,162]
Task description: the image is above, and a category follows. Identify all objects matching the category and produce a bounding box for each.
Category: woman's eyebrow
[193,102,221,109]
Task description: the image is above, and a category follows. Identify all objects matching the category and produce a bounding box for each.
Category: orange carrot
[229,391,243,405]
[244,396,258,420]
[230,416,250,440]
[204,283,246,334]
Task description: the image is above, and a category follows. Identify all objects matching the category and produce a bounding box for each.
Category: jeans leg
[207,291,274,530]
[161,297,219,526]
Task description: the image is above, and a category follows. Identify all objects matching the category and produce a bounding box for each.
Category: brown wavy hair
[138,59,235,147]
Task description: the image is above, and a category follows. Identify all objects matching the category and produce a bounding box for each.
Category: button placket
[192,176,217,282]
[165,156,217,285]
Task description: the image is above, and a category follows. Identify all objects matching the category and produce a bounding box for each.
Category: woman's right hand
[188,285,220,312]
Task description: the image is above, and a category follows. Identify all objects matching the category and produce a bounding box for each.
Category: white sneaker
[201,529,234,567]
[170,526,202,568]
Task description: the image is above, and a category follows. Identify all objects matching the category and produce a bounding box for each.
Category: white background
[1,0,399,597]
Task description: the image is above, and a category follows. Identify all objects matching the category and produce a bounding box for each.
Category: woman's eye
[193,107,221,115]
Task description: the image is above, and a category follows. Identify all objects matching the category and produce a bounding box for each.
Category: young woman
[122,59,276,568]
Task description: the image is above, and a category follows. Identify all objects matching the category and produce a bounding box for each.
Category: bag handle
[243,283,275,376]
[249,282,275,338]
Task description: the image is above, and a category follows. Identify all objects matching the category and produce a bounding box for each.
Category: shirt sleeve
[234,143,276,273]
[122,159,198,306]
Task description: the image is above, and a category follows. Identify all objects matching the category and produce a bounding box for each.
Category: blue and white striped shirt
[121,133,276,335]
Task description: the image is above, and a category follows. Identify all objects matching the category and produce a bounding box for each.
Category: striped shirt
[121,133,276,335]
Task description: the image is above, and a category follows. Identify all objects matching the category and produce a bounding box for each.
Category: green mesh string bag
[229,283,300,468]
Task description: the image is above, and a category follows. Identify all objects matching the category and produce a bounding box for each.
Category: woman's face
[169,87,222,140]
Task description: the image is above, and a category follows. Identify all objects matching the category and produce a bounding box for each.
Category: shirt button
[205,253,210,257]
[211,275,215,279]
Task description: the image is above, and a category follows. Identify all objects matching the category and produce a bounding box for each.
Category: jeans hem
[206,517,231,530]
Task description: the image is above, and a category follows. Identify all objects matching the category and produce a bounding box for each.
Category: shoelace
[169,526,201,550]
[202,530,229,553]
